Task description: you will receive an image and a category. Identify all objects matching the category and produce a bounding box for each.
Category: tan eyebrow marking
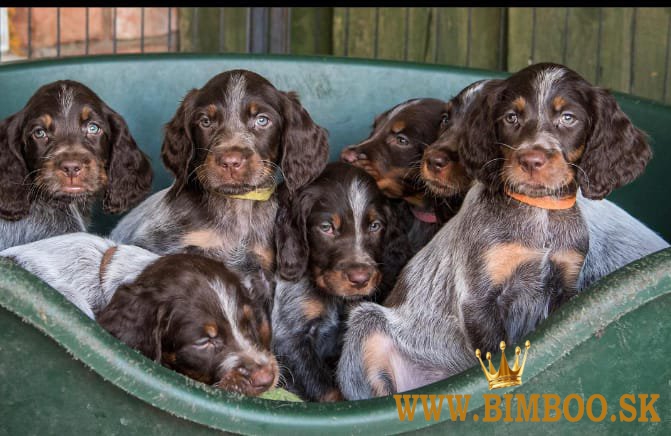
[80,106,92,121]
[513,97,526,112]
[206,104,217,117]
[553,96,566,112]
[391,120,405,133]
[40,114,53,129]
[249,102,258,115]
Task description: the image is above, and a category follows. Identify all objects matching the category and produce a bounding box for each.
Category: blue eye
[33,128,47,139]
[318,221,334,235]
[87,123,101,135]
[369,220,383,232]
[560,112,576,125]
[255,116,269,127]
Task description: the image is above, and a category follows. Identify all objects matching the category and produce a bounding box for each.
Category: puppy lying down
[1,233,279,396]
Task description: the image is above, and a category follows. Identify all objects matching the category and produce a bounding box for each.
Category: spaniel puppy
[111,70,329,306]
[2,233,278,396]
[340,98,454,254]
[337,63,653,399]
[0,80,152,250]
[272,162,404,402]
[421,80,668,292]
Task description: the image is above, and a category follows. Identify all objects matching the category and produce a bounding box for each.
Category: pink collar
[411,207,438,224]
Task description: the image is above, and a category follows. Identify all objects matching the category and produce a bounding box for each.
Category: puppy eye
[194,337,213,348]
[255,115,270,128]
[396,134,409,146]
[86,122,101,135]
[440,113,449,126]
[32,128,47,139]
[318,221,335,235]
[560,112,577,126]
[199,116,212,128]
[368,220,383,233]
[504,112,518,124]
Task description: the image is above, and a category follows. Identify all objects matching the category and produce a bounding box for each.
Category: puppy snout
[345,265,373,288]
[426,150,448,174]
[341,146,366,163]
[517,149,548,173]
[249,366,275,390]
[218,150,246,170]
[60,160,82,178]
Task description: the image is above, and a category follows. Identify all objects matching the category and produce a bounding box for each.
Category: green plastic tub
[0,54,669,435]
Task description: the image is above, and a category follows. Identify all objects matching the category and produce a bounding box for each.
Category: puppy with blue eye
[272,162,405,402]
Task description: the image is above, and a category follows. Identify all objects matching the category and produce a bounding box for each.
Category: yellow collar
[505,188,576,210]
[225,185,276,201]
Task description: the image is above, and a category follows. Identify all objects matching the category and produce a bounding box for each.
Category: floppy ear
[102,105,153,214]
[161,89,198,195]
[274,184,313,281]
[577,88,652,200]
[459,82,503,187]
[378,200,412,296]
[0,112,31,220]
[279,91,329,193]
[96,283,165,362]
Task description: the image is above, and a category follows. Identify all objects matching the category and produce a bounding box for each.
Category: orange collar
[505,188,577,210]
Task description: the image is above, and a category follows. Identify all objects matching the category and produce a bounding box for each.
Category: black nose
[517,150,548,173]
[341,147,366,163]
[60,161,82,177]
[426,151,448,173]
[219,151,244,169]
[346,266,372,287]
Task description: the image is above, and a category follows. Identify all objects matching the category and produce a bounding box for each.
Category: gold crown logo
[475,340,531,390]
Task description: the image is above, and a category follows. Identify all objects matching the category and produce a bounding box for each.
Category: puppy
[340,98,454,254]
[111,70,329,305]
[421,80,669,292]
[2,233,278,396]
[272,162,404,402]
[0,80,152,250]
[97,253,279,396]
[337,63,653,399]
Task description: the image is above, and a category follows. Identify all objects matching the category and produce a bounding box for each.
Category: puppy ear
[279,91,329,193]
[577,88,652,199]
[458,81,504,187]
[378,201,411,296]
[102,105,153,214]
[0,112,31,220]
[274,184,312,281]
[161,89,198,195]
[96,283,164,362]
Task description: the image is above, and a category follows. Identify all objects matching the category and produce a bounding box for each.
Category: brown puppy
[0,80,152,250]
[97,253,279,396]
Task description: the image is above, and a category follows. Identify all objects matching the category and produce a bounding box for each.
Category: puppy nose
[219,151,245,169]
[426,151,448,173]
[346,266,372,287]
[60,161,82,177]
[249,367,275,390]
[341,147,366,163]
[517,150,548,173]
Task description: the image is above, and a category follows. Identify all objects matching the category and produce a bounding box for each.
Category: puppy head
[340,98,449,201]
[275,162,398,298]
[97,254,278,396]
[0,80,152,220]
[421,80,500,198]
[161,69,329,198]
[460,63,651,199]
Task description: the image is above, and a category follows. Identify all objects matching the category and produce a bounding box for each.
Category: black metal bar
[113,7,117,54]
[466,7,472,67]
[498,7,506,70]
[192,7,199,52]
[28,8,33,59]
[85,8,90,55]
[246,7,252,53]
[219,7,225,52]
[531,8,537,64]
[403,7,409,61]
[167,7,172,51]
[434,7,440,63]
[663,13,671,101]
[373,7,379,59]
[595,7,603,83]
[562,8,569,65]
[56,7,61,57]
[343,7,350,57]
[140,7,145,53]
[629,8,637,94]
